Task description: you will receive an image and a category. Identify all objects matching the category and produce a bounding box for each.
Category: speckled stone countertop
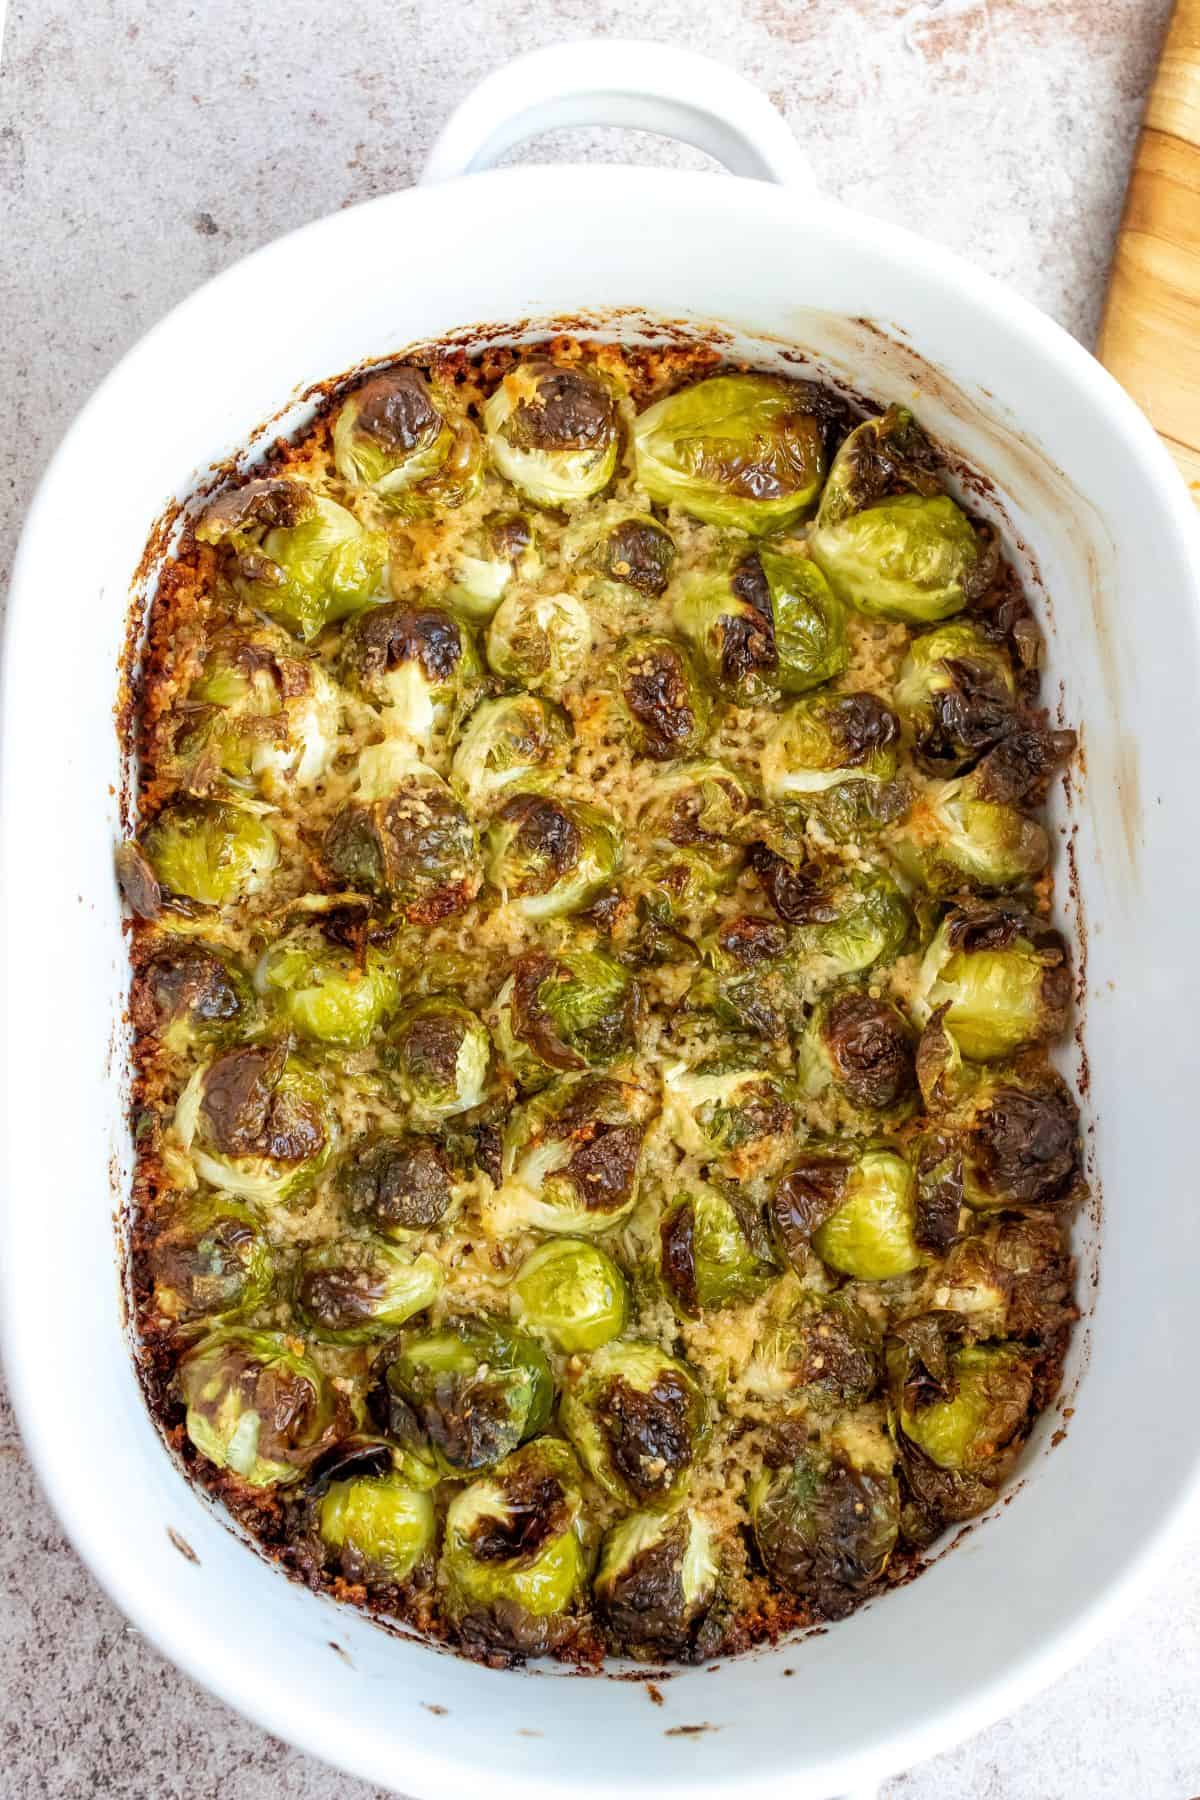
[2,1,1198,1795]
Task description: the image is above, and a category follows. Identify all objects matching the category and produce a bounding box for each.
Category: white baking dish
[4,41,1200,1800]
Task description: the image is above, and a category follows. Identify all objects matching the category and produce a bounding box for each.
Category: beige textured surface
[3,1,1198,1796]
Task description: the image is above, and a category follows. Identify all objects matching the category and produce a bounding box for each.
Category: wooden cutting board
[1097,0,1200,497]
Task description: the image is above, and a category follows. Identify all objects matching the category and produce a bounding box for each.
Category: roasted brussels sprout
[763,691,904,836]
[255,924,397,1048]
[808,408,997,625]
[749,1444,899,1617]
[674,546,849,702]
[339,602,479,744]
[744,1287,881,1410]
[912,905,1072,1061]
[923,1213,1074,1342]
[492,946,639,1086]
[131,938,253,1051]
[510,1238,630,1351]
[662,1052,794,1170]
[595,1509,718,1657]
[894,766,1049,896]
[323,759,480,922]
[797,988,917,1120]
[688,914,800,1039]
[483,360,619,506]
[442,1438,589,1655]
[484,792,622,918]
[141,798,279,908]
[448,510,541,621]
[633,374,825,534]
[583,512,677,596]
[637,759,753,871]
[380,997,492,1121]
[495,1072,657,1235]
[179,1327,336,1486]
[295,1236,443,1342]
[485,589,592,691]
[614,633,713,760]
[146,1193,274,1325]
[762,547,848,694]
[451,694,572,812]
[197,477,387,642]
[318,1469,435,1584]
[771,1147,924,1281]
[333,367,483,513]
[338,1132,461,1240]
[660,1182,775,1314]
[174,1043,334,1203]
[172,627,341,798]
[894,621,1017,772]
[381,1320,554,1474]
[560,1340,708,1510]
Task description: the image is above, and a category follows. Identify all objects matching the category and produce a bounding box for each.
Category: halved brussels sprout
[380,1320,554,1475]
[671,553,777,703]
[633,374,826,534]
[744,1287,881,1410]
[451,694,572,813]
[509,1238,630,1352]
[146,1193,274,1325]
[380,997,492,1121]
[614,633,713,761]
[333,367,482,514]
[485,590,592,691]
[749,1445,899,1617]
[660,1182,775,1315]
[339,602,480,744]
[141,798,279,909]
[637,759,754,871]
[808,408,998,625]
[560,1340,708,1510]
[762,692,904,837]
[894,620,1017,772]
[924,1214,1074,1343]
[323,760,480,922]
[131,938,254,1052]
[172,627,341,798]
[484,791,622,918]
[662,1052,794,1169]
[494,1072,657,1236]
[448,510,541,621]
[911,905,1071,1061]
[179,1327,336,1486]
[894,769,1049,896]
[483,360,619,506]
[771,1147,923,1281]
[688,914,801,1040]
[174,1043,334,1204]
[797,988,917,1120]
[338,1132,461,1239]
[254,924,397,1048]
[318,1469,435,1584]
[492,946,639,1086]
[197,477,387,642]
[595,1509,718,1658]
[584,512,677,596]
[442,1438,589,1656]
[295,1236,443,1342]
[761,547,849,694]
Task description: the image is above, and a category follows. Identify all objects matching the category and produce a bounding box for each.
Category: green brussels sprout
[380,1320,554,1474]
[749,1445,899,1617]
[894,621,1017,772]
[441,1438,589,1656]
[582,511,677,596]
[509,1238,630,1351]
[661,1052,794,1171]
[172,627,341,798]
[744,1287,881,1410]
[450,694,572,813]
[197,477,387,642]
[141,798,279,908]
[671,554,777,703]
[380,997,492,1121]
[560,1340,708,1510]
[485,589,593,691]
[595,1509,718,1657]
[637,759,754,874]
[495,1072,657,1236]
[484,792,622,918]
[894,769,1049,896]
[254,924,397,1048]
[332,367,483,513]
[911,905,1072,1062]
[808,408,998,625]
[318,1469,435,1584]
[688,914,802,1039]
[339,602,480,744]
[131,938,254,1053]
[492,946,639,1086]
[633,373,826,534]
[761,547,849,694]
[923,1213,1074,1343]
[483,360,619,506]
[770,1147,924,1281]
[295,1236,443,1342]
[338,1132,462,1240]
[659,1182,775,1315]
[447,510,541,621]
[322,758,480,922]
[762,692,905,838]
[632,845,738,931]
[146,1192,274,1326]
[174,1043,334,1203]
[613,633,713,761]
[797,988,917,1121]
[179,1327,336,1487]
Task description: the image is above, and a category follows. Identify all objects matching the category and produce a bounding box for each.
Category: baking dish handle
[419,40,815,189]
